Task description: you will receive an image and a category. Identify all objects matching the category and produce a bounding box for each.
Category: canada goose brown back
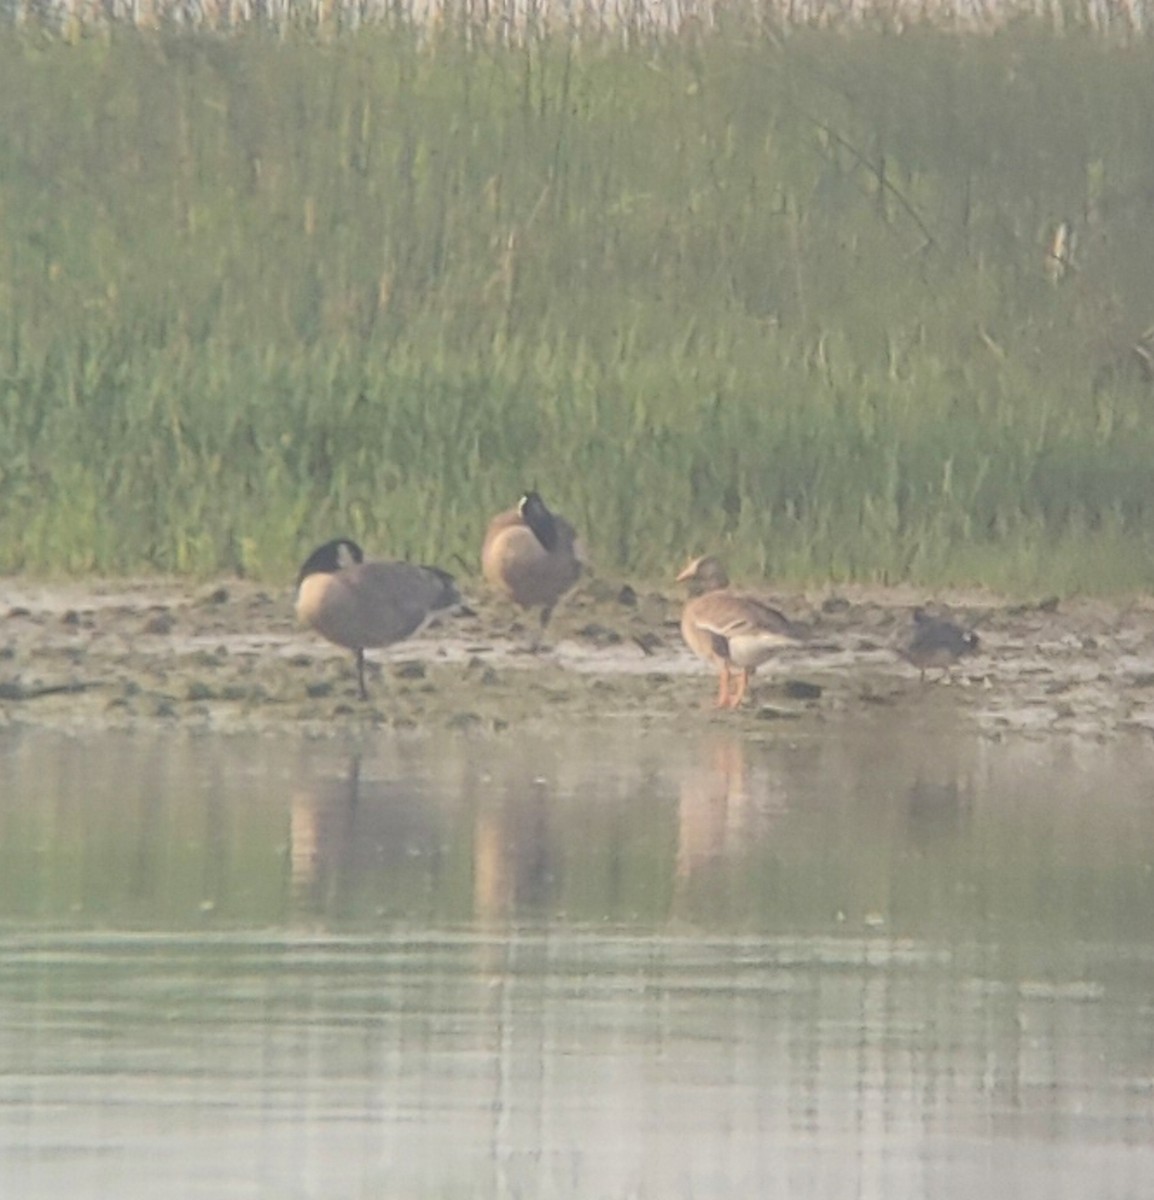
[900,607,980,683]
[481,491,582,628]
[676,555,804,709]
[296,538,459,699]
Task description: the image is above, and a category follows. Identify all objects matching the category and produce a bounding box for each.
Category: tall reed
[1,23,1153,590]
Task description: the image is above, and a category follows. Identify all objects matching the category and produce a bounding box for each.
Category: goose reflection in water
[472,776,556,924]
[290,757,363,912]
[904,776,973,851]
[288,756,447,919]
[674,736,790,903]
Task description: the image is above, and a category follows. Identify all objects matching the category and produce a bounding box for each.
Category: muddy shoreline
[2,574,1154,738]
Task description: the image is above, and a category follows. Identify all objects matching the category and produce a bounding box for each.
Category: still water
[0,714,1152,1199]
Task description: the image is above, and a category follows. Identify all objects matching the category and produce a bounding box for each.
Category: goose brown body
[296,539,458,699]
[676,555,804,709]
[481,492,582,630]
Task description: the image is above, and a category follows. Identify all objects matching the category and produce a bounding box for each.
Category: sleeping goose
[481,491,582,634]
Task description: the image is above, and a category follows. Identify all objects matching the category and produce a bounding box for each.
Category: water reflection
[904,775,971,848]
[676,735,755,879]
[289,756,361,912]
[1,721,1153,1198]
[472,771,555,923]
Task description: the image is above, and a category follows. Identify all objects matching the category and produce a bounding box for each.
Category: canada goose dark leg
[355,649,368,700]
[528,604,555,653]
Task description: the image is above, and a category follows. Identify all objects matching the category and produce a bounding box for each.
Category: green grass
[1,21,1154,591]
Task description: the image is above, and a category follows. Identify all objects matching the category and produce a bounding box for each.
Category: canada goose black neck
[519,491,559,552]
[297,538,364,587]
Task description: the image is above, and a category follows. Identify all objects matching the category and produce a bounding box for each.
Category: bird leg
[715,664,732,708]
[727,668,750,709]
[536,606,554,653]
[355,649,368,700]
[519,603,555,655]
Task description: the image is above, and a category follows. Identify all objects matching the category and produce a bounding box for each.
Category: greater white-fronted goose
[676,555,804,709]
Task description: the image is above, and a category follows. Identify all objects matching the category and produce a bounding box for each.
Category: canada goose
[295,539,459,700]
[481,491,582,633]
[900,608,980,683]
[676,555,805,709]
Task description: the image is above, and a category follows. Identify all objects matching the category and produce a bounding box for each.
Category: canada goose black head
[518,491,559,552]
[296,538,364,588]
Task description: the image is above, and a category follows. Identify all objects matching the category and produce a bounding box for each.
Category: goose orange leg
[715,664,732,708]
[727,669,750,709]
